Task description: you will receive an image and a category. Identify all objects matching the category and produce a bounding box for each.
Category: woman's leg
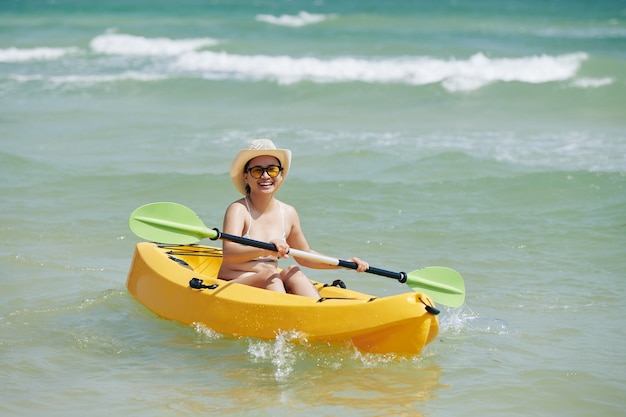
[226,263,287,293]
[280,265,320,298]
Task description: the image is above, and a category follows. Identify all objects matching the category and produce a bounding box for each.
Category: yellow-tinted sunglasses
[246,165,283,179]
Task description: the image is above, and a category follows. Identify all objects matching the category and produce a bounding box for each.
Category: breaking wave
[0,47,79,62]
[174,51,590,91]
[90,32,219,56]
[255,11,332,27]
[2,32,609,92]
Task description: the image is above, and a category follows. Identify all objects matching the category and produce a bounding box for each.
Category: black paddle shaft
[337,259,407,282]
[211,228,407,283]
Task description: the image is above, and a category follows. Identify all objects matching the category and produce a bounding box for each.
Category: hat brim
[230,148,291,195]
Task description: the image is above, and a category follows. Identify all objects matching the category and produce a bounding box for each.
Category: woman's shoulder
[276,199,296,213]
[225,198,247,214]
[275,199,301,224]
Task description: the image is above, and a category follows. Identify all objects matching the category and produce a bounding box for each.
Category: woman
[218,139,369,298]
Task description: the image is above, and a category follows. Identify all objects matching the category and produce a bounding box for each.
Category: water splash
[247,331,306,381]
[441,305,510,335]
[193,322,224,340]
[241,330,435,381]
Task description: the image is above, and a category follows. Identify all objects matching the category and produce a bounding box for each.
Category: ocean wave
[50,72,168,84]
[90,33,219,56]
[4,71,168,86]
[255,11,332,27]
[174,51,588,91]
[571,77,614,88]
[285,129,626,173]
[0,47,79,63]
[0,33,596,92]
[534,26,626,39]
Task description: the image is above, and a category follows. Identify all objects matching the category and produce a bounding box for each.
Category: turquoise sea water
[2,1,625,416]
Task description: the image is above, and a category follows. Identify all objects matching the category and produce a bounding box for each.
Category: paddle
[129,202,465,307]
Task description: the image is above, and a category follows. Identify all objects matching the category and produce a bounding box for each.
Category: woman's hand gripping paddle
[129,202,466,307]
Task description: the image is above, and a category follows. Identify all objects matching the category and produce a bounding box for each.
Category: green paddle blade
[129,202,217,244]
[406,267,465,308]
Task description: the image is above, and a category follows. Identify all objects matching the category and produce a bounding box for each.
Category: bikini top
[243,196,286,241]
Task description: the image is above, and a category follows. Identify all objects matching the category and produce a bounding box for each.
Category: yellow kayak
[126,242,439,355]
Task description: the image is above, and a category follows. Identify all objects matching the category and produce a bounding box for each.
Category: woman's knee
[280,265,310,286]
[281,264,303,277]
[256,263,285,290]
[280,265,318,297]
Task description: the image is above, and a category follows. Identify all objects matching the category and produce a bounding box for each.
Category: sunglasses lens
[267,166,281,177]
[249,167,264,178]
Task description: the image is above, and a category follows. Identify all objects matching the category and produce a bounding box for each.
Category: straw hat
[230,139,291,195]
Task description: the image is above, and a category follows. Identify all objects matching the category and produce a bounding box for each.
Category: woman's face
[244,155,283,195]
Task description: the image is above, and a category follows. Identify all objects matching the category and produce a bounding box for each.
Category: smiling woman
[217,139,370,296]
[229,138,291,195]
[243,157,284,195]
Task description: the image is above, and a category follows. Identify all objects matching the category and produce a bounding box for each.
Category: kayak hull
[126,242,439,355]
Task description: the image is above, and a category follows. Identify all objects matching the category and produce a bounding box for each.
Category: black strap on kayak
[323,279,347,289]
[418,296,440,315]
[425,305,440,315]
[189,278,218,290]
[168,255,192,269]
[317,297,377,303]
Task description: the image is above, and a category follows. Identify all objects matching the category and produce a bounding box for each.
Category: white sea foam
[5,74,45,82]
[174,51,589,91]
[90,33,218,56]
[0,47,79,62]
[1,36,594,93]
[5,72,167,86]
[571,77,613,88]
[50,72,168,84]
[255,11,331,27]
